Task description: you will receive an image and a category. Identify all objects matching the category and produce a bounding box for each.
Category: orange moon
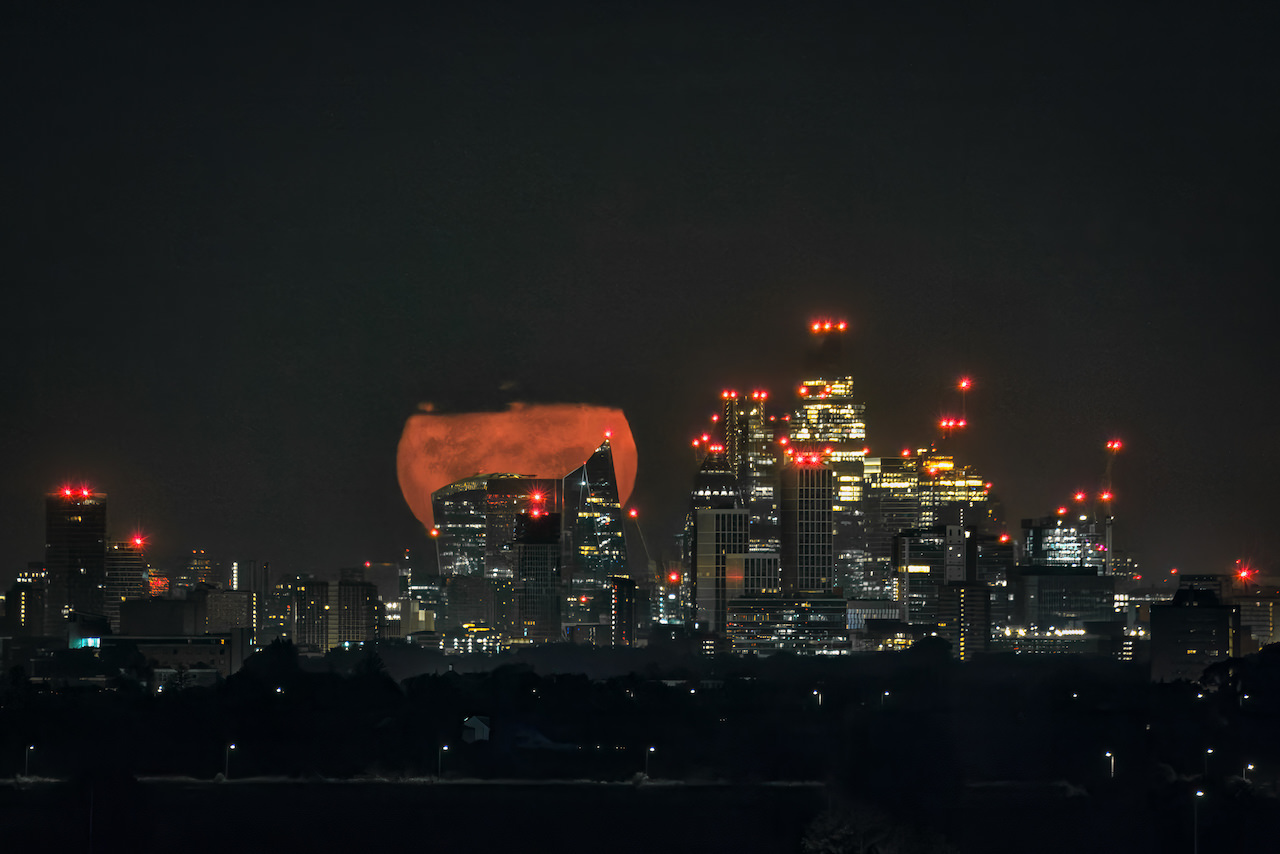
[396,402,637,531]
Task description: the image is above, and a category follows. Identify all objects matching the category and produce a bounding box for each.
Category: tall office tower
[173,550,221,594]
[722,390,781,552]
[790,321,869,592]
[103,537,148,632]
[205,589,257,636]
[333,580,379,647]
[892,524,967,626]
[487,474,562,577]
[45,487,108,629]
[445,574,498,629]
[779,457,836,596]
[234,559,270,631]
[230,560,270,598]
[861,454,923,593]
[917,451,993,529]
[292,578,330,648]
[1022,512,1107,573]
[432,475,491,575]
[610,575,637,647]
[260,574,300,643]
[937,582,991,661]
[2,574,46,637]
[1150,588,1240,682]
[512,512,563,643]
[693,507,750,633]
[684,446,742,628]
[562,439,628,625]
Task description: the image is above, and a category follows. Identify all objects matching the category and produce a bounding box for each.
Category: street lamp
[1105,751,1114,779]
[1204,748,1213,781]
[24,745,33,777]
[645,746,656,778]
[813,689,822,707]
[1244,763,1254,782]
[224,743,236,779]
[880,691,889,708]
[437,744,449,780]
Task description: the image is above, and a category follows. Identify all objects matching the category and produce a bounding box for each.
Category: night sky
[3,2,1277,585]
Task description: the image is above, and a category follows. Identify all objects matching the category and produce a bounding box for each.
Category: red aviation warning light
[958,377,972,391]
[1056,506,1068,515]
[530,491,544,503]
[902,449,911,457]
[810,319,849,333]
[1106,440,1123,452]
[1074,491,1087,502]
[429,528,440,538]
[668,571,681,584]
[628,508,638,518]
[1100,491,1113,501]
[999,533,1011,543]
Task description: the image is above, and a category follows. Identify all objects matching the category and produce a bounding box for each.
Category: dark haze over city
[3,2,1277,584]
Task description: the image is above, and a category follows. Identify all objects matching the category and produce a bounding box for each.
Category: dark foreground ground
[3,776,1277,854]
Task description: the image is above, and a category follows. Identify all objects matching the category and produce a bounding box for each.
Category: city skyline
[3,4,1277,585]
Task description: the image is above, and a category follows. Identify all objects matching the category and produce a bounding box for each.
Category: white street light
[24,745,34,777]
[224,743,236,779]
[1105,751,1114,779]
[645,746,656,778]
[438,744,449,780]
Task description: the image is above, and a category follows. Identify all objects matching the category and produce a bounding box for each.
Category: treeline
[3,640,1280,803]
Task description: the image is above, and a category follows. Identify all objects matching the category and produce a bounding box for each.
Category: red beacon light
[837,321,848,331]
[668,571,681,584]
[811,322,822,332]
[1100,491,1113,501]
[62,487,73,496]
[1074,491,1087,502]
[902,449,911,457]
[958,377,972,390]
[1056,506,1068,515]
[628,508,638,518]
[999,533,1011,543]
[778,436,789,445]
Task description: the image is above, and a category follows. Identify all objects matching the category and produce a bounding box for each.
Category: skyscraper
[779,457,835,597]
[104,536,148,632]
[562,438,628,625]
[721,390,780,552]
[513,511,563,643]
[789,321,868,592]
[45,486,108,629]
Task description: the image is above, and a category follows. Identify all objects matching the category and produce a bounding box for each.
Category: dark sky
[3,2,1277,585]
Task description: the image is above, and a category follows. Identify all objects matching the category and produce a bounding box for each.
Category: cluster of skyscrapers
[2,320,1274,688]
